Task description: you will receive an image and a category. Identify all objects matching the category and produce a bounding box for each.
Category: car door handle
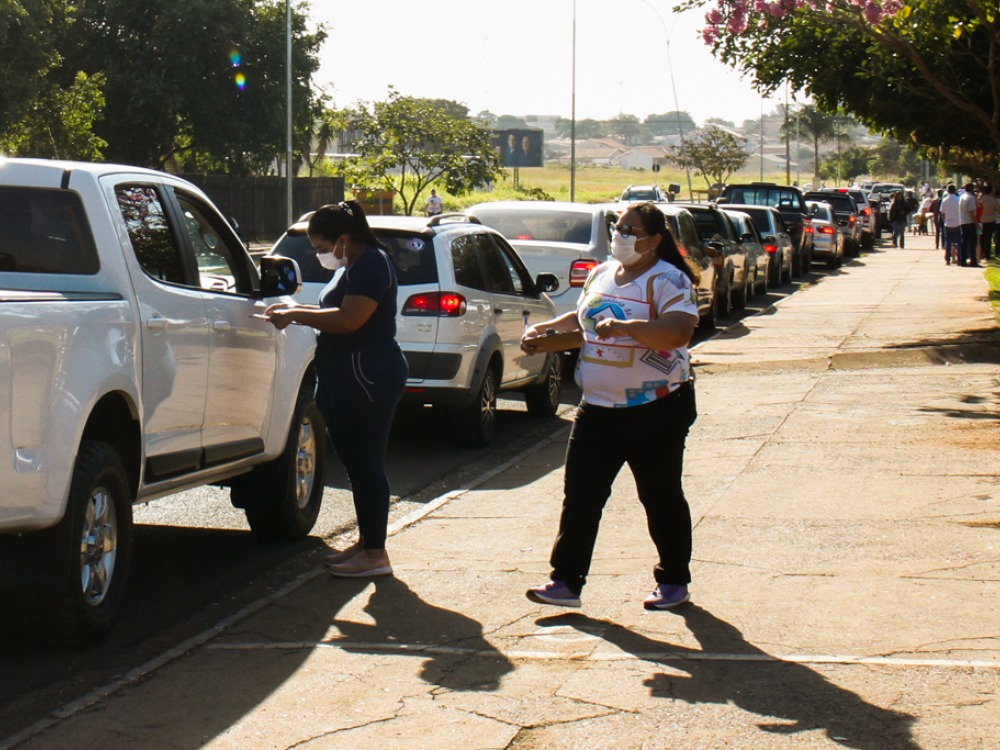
[146,315,168,331]
[212,320,231,332]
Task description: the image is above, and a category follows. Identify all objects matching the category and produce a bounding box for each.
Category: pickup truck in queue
[0,158,325,647]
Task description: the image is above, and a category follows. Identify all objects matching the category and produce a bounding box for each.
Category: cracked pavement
[5,233,998,750]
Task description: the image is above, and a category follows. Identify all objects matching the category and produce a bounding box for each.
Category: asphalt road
[0,269,811,742]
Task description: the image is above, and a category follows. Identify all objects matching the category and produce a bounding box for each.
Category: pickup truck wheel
[452,366,498,448]
[524,354,562,417]
[233,398,326,541]
[10,441,133,647]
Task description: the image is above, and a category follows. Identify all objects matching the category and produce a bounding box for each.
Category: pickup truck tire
[10,440,134,648]
[232,397,326,541]
[524,353,562,417]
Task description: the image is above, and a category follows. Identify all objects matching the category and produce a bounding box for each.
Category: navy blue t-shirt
[317,246,398,354]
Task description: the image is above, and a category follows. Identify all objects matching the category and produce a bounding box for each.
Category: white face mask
[611,231,646,266]
[316,239,346,270]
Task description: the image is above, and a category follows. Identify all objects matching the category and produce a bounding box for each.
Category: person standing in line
[939,184,963,265]
[425,189,443,217]
[888,192,908,248]
[959,183,980,267]
[929,189,944,249]
[978,183,997,261]
[521,202,700,611]
[264,201,408,577]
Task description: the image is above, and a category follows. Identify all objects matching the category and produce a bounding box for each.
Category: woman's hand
[595,318,625,339]
[262,304,298,330]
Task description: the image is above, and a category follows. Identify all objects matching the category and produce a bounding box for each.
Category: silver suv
[267,213,561,448]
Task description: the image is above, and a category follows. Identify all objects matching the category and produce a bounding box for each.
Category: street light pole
[640,0,692,200]
[570,0,576,202]
[285,0,293,227]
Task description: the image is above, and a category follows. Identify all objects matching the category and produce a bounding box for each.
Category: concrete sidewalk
[7,234,999,750]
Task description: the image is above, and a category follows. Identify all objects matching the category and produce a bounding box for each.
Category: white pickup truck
[0,158,325,647]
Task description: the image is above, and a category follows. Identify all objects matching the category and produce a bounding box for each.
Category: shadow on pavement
[537,606,918,750]
[329,576,515,691]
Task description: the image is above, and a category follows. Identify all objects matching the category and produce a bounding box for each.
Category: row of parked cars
[266,183,865,449]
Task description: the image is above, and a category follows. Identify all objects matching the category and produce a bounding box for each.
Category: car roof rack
[428,212,480,227]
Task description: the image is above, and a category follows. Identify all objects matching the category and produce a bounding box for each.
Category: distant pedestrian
[929,190,943,249]
[978,183,997,260]
[520,202,700,612]
[959,183,980,266]
[888,192,908,248]
[939,185,963,265]
[425,189,443,217]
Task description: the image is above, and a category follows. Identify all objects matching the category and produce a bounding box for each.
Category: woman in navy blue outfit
[264,201,408,577]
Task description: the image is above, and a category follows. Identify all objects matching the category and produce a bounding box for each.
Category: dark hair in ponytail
[307,200,383,249]
[632,202,700,284]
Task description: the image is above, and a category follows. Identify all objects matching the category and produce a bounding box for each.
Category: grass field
[423,164,795,212]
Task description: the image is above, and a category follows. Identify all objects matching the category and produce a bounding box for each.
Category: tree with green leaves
[1,71,107,160]
[667,127,750,192]
[326,91,502,216]
[782,105,838,182]
[554,118,605,139]
[688,0,1000,182]
[47,0,324,173]
[645,111,697,137]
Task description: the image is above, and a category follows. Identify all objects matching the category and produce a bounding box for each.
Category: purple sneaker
[643,583,690,610]
[526,580,581,608]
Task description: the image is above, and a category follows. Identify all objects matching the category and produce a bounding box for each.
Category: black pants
[550,383,697,594]
[316,341,407,550]
[961,223,979,265]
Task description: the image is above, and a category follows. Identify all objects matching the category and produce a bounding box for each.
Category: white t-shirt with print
[574,258,698,408]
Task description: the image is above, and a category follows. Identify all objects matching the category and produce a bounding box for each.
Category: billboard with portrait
[493,129,544,168]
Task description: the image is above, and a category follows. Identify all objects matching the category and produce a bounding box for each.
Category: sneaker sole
[327,566,393,578]
[643,592,691,611]
[526,589,581,608]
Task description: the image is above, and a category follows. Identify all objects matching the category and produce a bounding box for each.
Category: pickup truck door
[169,190,278,463]
[111,183,210,479]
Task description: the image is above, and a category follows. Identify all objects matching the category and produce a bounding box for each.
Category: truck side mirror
[259,255,302,298]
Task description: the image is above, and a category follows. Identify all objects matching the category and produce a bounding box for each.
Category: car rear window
[373,231,438,286]
[737,208,776,235]
[471,208,595,244]
[688,210,720,241]
[724,186,804,212]
[0,187,99,275]
[272,230,438,286]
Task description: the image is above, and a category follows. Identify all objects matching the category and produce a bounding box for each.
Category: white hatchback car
[267,213,562,447]
[465,201,617,317]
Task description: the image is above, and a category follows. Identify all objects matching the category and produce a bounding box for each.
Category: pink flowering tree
[682,0,1000,180]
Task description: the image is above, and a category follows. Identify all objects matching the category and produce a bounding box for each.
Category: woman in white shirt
[520,202,701,611]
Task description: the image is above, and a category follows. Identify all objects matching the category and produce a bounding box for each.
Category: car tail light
[818,225,836,235]
[569,258,597,287]
[803,218,813,234]
[848,216,856,226]
[861,207,871,217]
[402,292,467,316]
[763,243,778,254]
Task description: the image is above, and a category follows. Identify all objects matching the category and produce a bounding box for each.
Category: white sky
[307,0,789,128]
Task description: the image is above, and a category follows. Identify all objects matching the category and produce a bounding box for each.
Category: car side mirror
[535,272,559,294]
[258,255,302,298]
[763,235,776,244]
[704,241,723,258]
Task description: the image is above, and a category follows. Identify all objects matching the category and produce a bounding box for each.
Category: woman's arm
[520,311,582,354]
[594,311,698,351]
[264,295,378,333]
